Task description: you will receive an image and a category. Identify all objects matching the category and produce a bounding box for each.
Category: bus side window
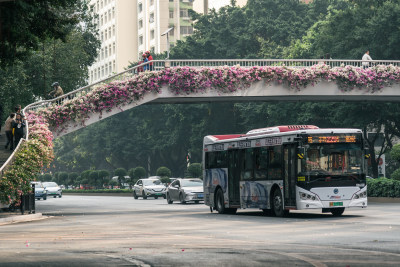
[241,148,254,180]
[254,147,268,179]
[268,146,282,179]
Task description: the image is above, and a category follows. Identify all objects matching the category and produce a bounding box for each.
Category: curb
[0,213,43,225]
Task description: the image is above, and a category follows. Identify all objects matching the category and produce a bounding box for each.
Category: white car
[133,178,166,199]
[166,178,204,204]
[42,182,62,198]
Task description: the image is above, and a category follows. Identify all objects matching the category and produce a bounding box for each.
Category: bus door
[283,144,297,207]
[228,149,241,206]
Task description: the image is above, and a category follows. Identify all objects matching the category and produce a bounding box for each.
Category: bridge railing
[24,59,400,113]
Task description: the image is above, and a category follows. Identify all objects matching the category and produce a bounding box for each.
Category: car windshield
[299,143,363,182]
[43,182,58,187]
[143,179,162,186]
[181,179,203,187]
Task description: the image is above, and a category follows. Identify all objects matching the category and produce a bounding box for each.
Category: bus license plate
[329,202,343,207]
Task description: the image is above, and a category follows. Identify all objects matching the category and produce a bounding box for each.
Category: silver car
[133,178,166,199]
[43,182,62,198]
[166,178,204,204]
[31,181,47,200]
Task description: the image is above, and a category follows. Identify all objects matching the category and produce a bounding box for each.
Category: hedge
[63,189,132,194]
[367,178,400,198]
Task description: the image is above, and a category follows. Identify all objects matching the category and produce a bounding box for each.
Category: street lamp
[161,27,174,60]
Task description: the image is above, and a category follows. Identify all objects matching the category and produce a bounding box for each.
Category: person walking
[4,113,15,150]
[362,50,373,69]
[12,113,25,149]
[140,53,148,72]
[49,82,64,98]
[145,51,153,71]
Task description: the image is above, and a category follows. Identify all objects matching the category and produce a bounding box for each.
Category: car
[31,181,47,200]
[133,178,166,199]
[166,178,204,204]
[42,182,62,198]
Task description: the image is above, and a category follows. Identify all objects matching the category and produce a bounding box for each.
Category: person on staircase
[12,113,25,149]
[4,113,15,150]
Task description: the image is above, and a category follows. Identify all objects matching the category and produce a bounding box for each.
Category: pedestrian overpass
[23,59,400,138]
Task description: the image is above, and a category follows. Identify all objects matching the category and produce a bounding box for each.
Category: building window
[109,45,111,57]
[101,48,104,60]
[138,3,142,13]
[101,31,104,42]
[109,62,112,74]
[149,13,154,23]
[180,9,189,18]
[150,0,154,5]
[113,25,115,36]
[150,46,155,53]
[180,26,193,35]
[101,66,104,77]
[139,19,143,29]
[139,36,143,45]
[169,11,174,19]
[113,60,116,72]
[113,42,115,54]
[100,15,103,26]
[170,29,174,36]
[112,7,115,18]
[150,30,154,40]
[105,47,108,58]
[108,27,111,39]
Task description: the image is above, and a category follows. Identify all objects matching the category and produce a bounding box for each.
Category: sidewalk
[0,211,44,225]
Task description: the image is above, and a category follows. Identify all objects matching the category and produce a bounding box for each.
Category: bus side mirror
[297,147,305,159]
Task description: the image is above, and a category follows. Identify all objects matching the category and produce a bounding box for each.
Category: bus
[203,125,368,217]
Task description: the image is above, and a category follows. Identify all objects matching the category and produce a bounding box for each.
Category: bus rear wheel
[215,189,237,214]
[330,208,345,216]
[272,189,287,217]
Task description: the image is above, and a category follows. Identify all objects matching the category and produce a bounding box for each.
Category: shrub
[367,178,400,197]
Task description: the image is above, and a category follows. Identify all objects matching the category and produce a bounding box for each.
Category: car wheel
[53,196,56,198]
[330,208,345,216]
[179,193,186,204]
[195,200,199,204]
[163,194,166,199]
[59,194,62,198]
[142,190,147,199]
[167,193,173,204]
[133,191,138,199]
[36,198,40,201]
[43,196,47,200]
[272,189,287,217]
[154,196,158,199]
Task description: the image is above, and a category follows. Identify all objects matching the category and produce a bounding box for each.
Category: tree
[187,163,202,178]
[0,0,97,66]
[98,170,110,188]
[89,171,99,188]
[42,173,53,182]
[68,172,79,188]
[114,168,127,188]
[58,172,69,186]
[156,167,172,178]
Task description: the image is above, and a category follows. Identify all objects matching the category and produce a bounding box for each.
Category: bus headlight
[299,192,317,201]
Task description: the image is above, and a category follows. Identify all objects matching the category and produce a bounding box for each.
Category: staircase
[0,127,12,168]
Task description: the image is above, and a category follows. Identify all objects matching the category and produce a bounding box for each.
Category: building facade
[89,0,137,84]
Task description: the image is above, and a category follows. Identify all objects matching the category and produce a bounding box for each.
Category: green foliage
[42,173,53,182]
[64,189,132,193]
[68,172,79,186]
[58,172,69,185]
[114,168,127,188]
[156,167,172,178]
[390,144,400,162]
[391,169,400,181]
[187,163,202,178]
[368,178,400,197]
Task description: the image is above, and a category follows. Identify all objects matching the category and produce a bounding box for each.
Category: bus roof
[204,125,362,144]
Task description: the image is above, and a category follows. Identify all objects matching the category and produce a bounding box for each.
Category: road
[0,195,399,266]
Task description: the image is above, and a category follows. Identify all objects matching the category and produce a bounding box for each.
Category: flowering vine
[0,113,54,204]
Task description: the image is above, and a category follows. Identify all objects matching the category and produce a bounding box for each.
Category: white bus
[203,125,368,217]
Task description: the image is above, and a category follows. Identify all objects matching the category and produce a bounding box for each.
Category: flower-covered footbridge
[1,59,400,204]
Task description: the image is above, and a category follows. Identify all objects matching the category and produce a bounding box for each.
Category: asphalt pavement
[0,195,399,266]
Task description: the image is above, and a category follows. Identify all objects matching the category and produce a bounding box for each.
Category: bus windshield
[300,143,363,180]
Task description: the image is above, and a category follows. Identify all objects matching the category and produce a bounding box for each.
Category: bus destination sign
[307,135,358,144]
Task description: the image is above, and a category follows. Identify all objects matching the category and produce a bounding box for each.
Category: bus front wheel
[330,208,345,216]
[215,189,237,214]
[272,189,287,217]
